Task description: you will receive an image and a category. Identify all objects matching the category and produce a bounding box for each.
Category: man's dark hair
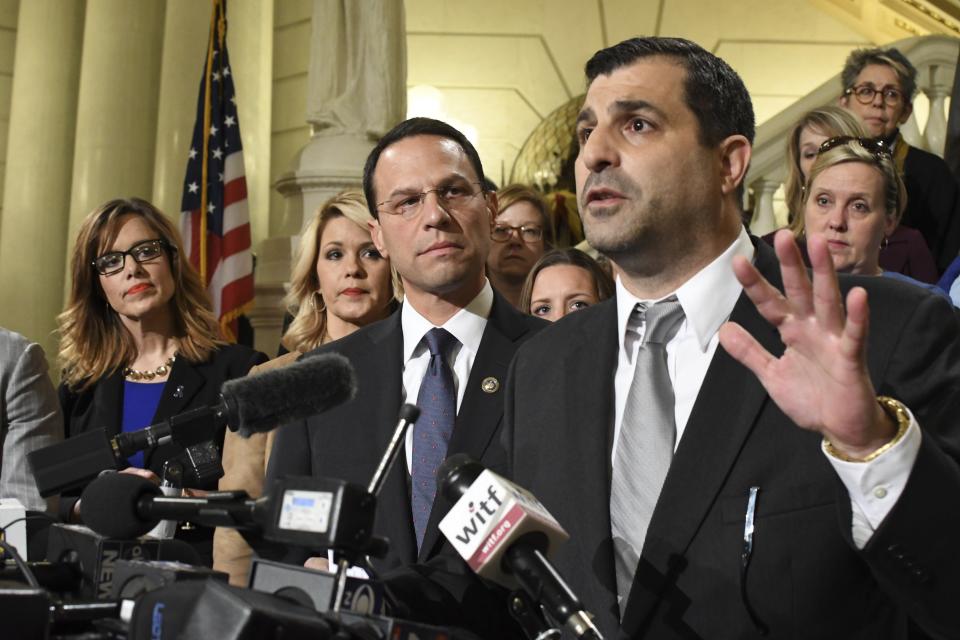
[362,117,487,218]
[841,47,917,103]
[584,37,755,147]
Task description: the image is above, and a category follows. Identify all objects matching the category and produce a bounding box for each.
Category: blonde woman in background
[801,135,948,300]
[782,106,868,236]
[776,105,937,282]
[214,189,399,584]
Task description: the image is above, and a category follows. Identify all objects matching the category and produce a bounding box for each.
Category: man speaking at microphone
[264,118,544,618]
[498,37,960,639]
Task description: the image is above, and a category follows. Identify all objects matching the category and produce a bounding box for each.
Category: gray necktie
[610,297,685,616]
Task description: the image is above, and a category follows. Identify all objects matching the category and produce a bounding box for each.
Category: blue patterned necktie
[411,327,459,550]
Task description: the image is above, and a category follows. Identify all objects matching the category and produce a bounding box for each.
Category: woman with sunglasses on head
[801,136,951,300]
[776,105,937,284]
[214,189,400,584]
[485,184,554,309]
[57,198,267,564]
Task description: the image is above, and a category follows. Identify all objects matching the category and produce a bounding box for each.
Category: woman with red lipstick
[56,197,267,564]
[214,189,400,584]
[801,137,951,301]
[278,189,399,355]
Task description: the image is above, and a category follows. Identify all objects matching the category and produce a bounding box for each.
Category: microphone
[28,353,357,496]
[79,470,385,558]
[80,473,262,540]
[437,455,603,640]
[222,351,357,438]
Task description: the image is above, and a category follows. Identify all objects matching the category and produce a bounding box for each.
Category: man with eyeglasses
[265,118,544,635]
[485,184,553,309]
[840,46,960,273]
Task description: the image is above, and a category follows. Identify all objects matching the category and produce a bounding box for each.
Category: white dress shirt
[400,280,494,470]
[326,282,495,574]
[611,226,920,548]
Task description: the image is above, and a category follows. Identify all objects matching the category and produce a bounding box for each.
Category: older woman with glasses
[485,184,554,308]
[801,136,951,301]
[57,197,267,564]
[839,46,960,274]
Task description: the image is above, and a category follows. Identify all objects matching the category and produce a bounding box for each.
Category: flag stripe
[224,151,244,183]
[178,0,254,342]
[208,251,254,315]
[223,201,248,236]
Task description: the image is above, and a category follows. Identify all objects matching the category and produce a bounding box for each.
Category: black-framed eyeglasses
[92,239,170,276]
[376,181,486,219]
[818,136,891,160]
[844,84,904,106]
[491,224,544,244]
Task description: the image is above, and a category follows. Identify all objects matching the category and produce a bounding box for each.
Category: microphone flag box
[45,523,200,599]
[439,469,569,588]
[0,498,27,557]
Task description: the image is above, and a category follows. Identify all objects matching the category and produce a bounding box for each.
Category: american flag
[179,0,254,342]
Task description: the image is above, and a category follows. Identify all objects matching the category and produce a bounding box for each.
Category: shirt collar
[401,279,494,362]
[616,226,755,352]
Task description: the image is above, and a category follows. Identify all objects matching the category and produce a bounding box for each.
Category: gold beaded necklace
[123,355,176,381]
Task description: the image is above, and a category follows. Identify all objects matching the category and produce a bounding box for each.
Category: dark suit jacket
[878,225,940,285]
[502,239,960,639]
[58,344,266,520]
[265,293,545,573]
[902,144,960,274]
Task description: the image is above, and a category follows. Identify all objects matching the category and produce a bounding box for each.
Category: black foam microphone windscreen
[221,352,357,438]
[80,473,162,539]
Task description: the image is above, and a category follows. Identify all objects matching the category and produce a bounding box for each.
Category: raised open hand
[718,230,895,459]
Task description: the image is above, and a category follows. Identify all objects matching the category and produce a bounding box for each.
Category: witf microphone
[437,455,603,640]
[28,353,357,497]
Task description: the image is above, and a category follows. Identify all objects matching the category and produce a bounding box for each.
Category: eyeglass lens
[379,182,483,218]
[492,225,543,242]
[95,240,165,275]
[851,85,902,105]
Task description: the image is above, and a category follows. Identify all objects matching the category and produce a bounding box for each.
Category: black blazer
[502,239,960,639]
[266,292,546,572]
[902,144,960,274]
[58,344,267,519]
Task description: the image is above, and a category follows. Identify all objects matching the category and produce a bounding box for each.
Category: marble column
[65,0,165,281]
[0,0,84,357]
[152,0,209,220]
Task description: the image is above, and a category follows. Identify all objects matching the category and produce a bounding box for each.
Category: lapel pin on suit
[481,377,499,394]
[173,385,184,399]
